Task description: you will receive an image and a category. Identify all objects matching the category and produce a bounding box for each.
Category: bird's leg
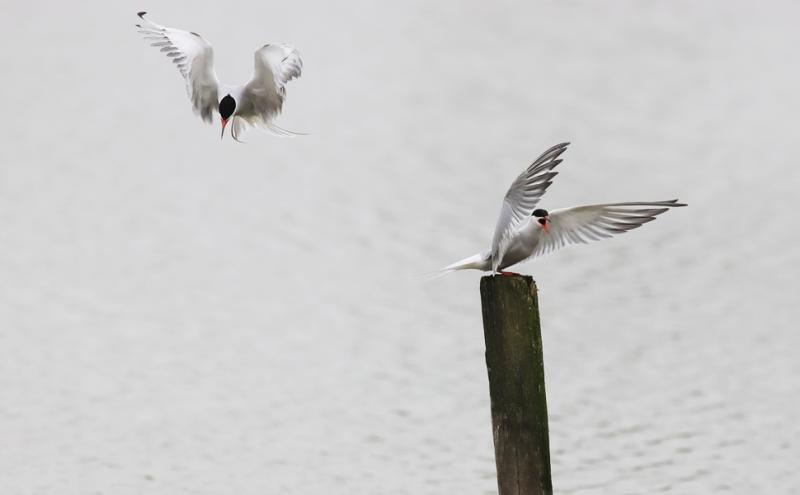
[499,270,520,277]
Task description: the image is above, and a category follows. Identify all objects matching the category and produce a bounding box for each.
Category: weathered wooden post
[480,274,552,495]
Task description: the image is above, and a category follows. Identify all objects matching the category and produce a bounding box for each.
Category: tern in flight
[136,12,303,141]
[440,142,686,275]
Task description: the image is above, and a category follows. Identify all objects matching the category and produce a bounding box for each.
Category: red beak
[220,118,229,139]
[542,220,550,233]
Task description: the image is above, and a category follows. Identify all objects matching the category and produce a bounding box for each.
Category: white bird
[135,12,303,141]
[440,142,687,275]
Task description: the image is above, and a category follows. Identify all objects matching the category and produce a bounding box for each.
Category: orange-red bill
[542,222,550,233]
[220,118,229,139]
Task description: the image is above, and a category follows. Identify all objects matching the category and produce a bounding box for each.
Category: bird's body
[135,12,303,141]
[440,143,686,275]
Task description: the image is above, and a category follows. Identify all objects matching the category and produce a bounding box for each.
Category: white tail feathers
[228,118,308,142]
[260,121,308,137]
[425,251,491,280]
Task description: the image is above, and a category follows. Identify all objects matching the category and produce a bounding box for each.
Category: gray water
[1,1,798,493]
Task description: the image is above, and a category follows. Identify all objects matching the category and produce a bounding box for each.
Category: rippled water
[1,1,798,493]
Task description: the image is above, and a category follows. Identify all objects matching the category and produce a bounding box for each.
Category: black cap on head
[532,209,549,218]
[219,94,236,120]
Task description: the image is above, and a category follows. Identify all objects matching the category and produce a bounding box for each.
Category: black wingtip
[137,11,147,18]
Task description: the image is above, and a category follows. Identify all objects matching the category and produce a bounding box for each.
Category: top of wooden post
[480,274,537,298]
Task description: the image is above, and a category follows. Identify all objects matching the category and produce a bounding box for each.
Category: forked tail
[260,120,308,137]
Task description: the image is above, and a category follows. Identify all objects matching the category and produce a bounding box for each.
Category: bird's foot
[499,270,520,277]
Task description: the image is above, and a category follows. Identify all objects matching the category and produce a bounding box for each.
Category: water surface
[0,1,798,493]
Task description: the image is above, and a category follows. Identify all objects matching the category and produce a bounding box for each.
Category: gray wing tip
[654,199,688,207]
[606,199,688,208]
[530,141,571,168]
[137,11,147,18]
[544,141,570,154]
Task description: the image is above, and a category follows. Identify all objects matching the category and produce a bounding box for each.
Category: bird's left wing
[241,43,303,132]
[490,142,569,271]
[136,12,219,123]
[529,200,687,258]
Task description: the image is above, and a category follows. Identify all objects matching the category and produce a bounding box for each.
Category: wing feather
[529,200,686,259]
[136,12,219,123]
[490,142,570,271]
[240,43,303,130]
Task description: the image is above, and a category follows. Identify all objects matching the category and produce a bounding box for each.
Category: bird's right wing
[136,12,219,123]
[530,200,687,258]
[490,142,569,271]
[249,43,303,95]
[241,43,303,126]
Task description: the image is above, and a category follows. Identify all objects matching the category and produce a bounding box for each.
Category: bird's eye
[538,218,547,226]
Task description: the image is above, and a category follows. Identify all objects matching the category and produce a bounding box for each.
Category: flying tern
[440,142,687,275]
[136,12,303,141]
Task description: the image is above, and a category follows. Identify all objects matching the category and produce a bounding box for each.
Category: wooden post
[480,275,552,495]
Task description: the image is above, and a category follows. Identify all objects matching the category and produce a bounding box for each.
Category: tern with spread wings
[440,142,686,275]
[136,12,303,141]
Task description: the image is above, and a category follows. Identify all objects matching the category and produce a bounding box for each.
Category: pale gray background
[1,1,798,494]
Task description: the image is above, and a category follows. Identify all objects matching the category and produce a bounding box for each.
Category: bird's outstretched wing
[241,43,303,130]
[136,12,219,123]
[529,200,687,258]
[490,142,569,271]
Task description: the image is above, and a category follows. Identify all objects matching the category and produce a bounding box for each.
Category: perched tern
[135,12,303,141]
[440,142,687,275]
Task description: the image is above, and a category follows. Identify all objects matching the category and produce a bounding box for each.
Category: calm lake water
[1,1,798,493]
